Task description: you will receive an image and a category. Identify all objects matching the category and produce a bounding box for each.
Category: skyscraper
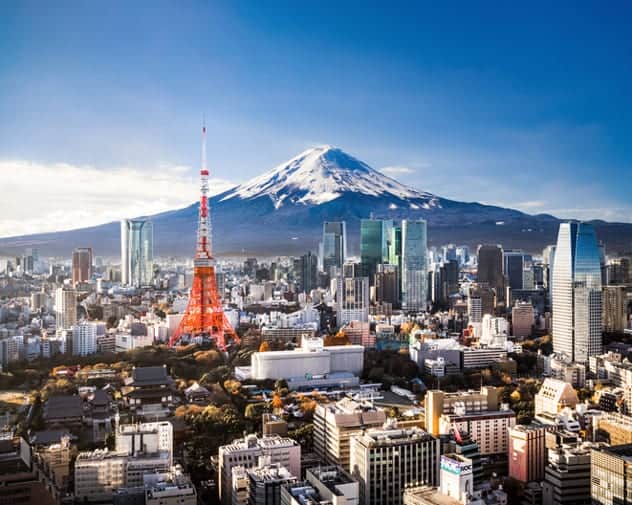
[120,219,154,288]
[360,218,391,282]
[401,219,428,311]
[477,244,505,305]
[321,221,346,276]
[72,247,93,286]
[504,249,525,291]
[294,252,318,294]
[55,287,77,331]
[552,222,602,363]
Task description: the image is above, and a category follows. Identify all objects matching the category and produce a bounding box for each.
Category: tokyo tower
[169,126,239,349]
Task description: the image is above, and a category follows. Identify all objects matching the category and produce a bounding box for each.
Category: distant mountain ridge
[1,146,631,257]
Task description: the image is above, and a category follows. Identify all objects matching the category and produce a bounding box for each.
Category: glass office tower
[360,219,392,282]
[121,218,154,288]
[552,222,602,363]
[322,221,346,276]
[401,219,428,311]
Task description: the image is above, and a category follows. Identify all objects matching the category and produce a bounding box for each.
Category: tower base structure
[169,263,238,350]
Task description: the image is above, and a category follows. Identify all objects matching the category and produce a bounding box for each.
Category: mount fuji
[2,145,632,256]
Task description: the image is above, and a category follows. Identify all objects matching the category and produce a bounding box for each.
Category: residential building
[55,287,77,330]
[72,247,93,286]
[336,276,370,324]
[71,321,98,356]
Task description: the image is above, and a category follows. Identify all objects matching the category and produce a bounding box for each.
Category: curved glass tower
[552,222,602,363]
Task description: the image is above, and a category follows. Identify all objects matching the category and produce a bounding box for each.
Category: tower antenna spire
[169,124,238,350]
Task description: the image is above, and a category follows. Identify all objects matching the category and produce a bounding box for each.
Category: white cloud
[516,200,546,209]
[380,165,416,175]
[0,159,236,237]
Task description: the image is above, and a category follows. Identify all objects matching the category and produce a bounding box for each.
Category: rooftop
[127,365,174,387]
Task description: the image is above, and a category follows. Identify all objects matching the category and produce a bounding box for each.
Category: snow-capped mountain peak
[220,145,438,209]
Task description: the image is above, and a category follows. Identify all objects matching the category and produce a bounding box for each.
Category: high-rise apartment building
[360,219,392,283]
[552,222,603,363]
[350,426,440,505]
[55,287,77,331]
[121,218,154,288]
[72,247,93,286]
[477,244,505,306]
[336,276,370,324]
[322,221,347,276]
[603,285,630,333]
[401,219,428,311]
[71,322,97,356]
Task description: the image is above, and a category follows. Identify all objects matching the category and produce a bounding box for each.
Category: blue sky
[1,1,631,235]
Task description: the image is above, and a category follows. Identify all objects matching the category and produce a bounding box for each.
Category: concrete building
[424,388,503,437]
[74,449,128,502]
[591,444,632,505]
[512,302,535,339]
[55,287,77,330]
[145,472,196,505]
[247,462,298,505]
[336,276,370,324]
[350,426,440,505]
[71,322,98,356]
[115,421,173,466]
[603,285,631,333]
[251,337,364,381]
[72,247,93,286]
[534,379,579,418]
[439,407,516,455]
[218,435,301,505]
[542,441,596,505]
[439,454,475,504]
[508,425,550,483]
[280,465,358,505]
[313,398,386,470]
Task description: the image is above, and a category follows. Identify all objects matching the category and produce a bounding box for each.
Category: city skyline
[2,2,632,237]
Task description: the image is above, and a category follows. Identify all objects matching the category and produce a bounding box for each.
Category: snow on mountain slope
[220,145,441,209]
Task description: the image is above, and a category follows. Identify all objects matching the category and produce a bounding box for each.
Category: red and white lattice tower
[169,125,239,349]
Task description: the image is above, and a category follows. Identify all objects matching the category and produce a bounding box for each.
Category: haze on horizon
[1,1,631,237]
